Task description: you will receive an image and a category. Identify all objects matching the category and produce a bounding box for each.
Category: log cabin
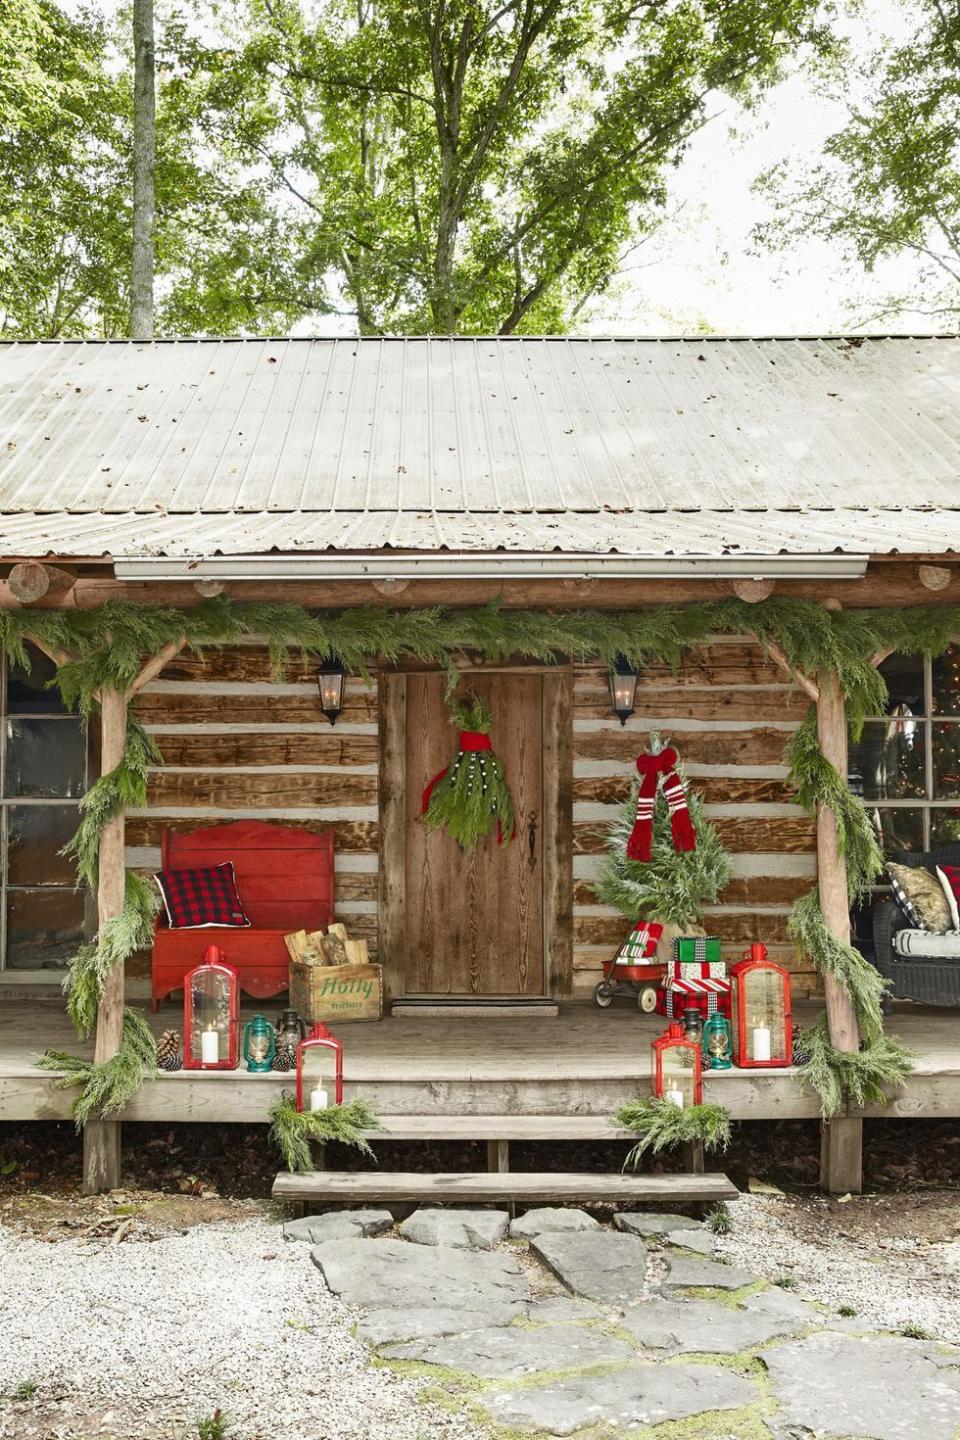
[0,334,958,1199]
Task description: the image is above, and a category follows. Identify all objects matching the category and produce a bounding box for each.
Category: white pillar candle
[309,1085,329,1112]
[665,1083,684,1109]
[201,1027,219,1065]
[752,1026,772,1063]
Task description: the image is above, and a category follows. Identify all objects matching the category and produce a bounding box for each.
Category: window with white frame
[0,645,91,972]
[848,644,960,858]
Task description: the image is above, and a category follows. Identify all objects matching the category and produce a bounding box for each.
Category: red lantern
[183,946,239,1070]
[296,1023,344,1112]
[730,943,792,1068]
[650,1022,702,1108]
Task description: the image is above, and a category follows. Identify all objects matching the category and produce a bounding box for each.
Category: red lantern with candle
[296,1023,344,1113]
[183,946,240,1070]
[650,1022,702,1108]
[730,943,792,1068]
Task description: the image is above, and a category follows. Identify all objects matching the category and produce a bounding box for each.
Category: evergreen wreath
[13,594,958,1120]
[421,696,515,848]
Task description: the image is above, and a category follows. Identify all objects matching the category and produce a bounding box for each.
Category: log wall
[128,637,817,994]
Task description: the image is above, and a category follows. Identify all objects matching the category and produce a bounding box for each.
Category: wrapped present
[614,920,662,966]
[663,975,732,1021]
[670,959,726,981]
[674,935,722,965]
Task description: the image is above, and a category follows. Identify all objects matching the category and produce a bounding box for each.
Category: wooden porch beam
[763,641,820,703]
[8,562,76,606]
[128,635,188,695]
[22,631,76,671]
[82,685,129,1193]
[815,668,863,1194]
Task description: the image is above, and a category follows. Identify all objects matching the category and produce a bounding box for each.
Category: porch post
[815,669,863,1194]
[82,686,129,1193]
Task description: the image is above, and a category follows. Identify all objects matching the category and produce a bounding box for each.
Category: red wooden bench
[151,819,335,1009]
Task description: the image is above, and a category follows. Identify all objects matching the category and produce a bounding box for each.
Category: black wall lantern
[316,655,345,725]
[609,653,639,726]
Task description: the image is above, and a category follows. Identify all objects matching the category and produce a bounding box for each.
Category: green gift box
[674,935,722,965]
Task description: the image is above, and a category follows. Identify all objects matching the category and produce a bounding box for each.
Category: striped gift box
[614,921,662,966]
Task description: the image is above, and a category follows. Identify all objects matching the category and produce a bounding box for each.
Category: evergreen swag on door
[421,697,516,849]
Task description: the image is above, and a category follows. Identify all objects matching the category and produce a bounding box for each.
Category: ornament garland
[421,697,515,848]
[13,594,959,1122]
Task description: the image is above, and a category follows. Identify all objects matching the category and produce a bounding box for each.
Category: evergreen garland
[268,1095,382,1173]
[37,1009,158,1126]
[796,1016,915,1118]
[17,593,959,1123]
[615,1096,732,1170]
[422,697,515,847]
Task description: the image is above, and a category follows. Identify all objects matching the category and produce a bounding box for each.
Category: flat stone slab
[399,1207,509,1249]
[530,1230,648,1307]
[764,1333,960,1440]
[661,1254,757,1292]
[621,1293,816,1355]
[311,1238,528,1312]
[382,1322,635,1381]
[614,1212,705,1238]
[357,1303,526,1347]
[510,1207,599,1240]
[526,1296,607,1325]
[665,1227,716,1255]
[283,1208,394,1244]
[484,1362,756,1436]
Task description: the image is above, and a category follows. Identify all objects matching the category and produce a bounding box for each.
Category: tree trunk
[82,688,129,1193]
[815,669,863,1195]
[130,0,156,338]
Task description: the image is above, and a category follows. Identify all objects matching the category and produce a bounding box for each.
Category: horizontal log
[573,911,793,947]
[126,816,379,852]
[133,691,377,725]
[573,815,815,855]
[574,689,809,722]
[147,772,377,809]
[153,732,378,767]
[159,647,368,685]
[573,875,813,908]
[572,775,797,806]
[336,872,378,902]
[575,645,785,687]
[573,727,795,766]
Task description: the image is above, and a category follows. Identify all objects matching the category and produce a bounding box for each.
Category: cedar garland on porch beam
[7,595,945,1193]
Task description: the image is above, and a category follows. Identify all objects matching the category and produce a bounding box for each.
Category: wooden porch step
[272,1170,738,1205]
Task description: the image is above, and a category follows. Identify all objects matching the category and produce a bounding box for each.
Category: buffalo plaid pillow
[155,862,250,929]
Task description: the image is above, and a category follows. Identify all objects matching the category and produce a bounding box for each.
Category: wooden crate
[289,961,383,1024]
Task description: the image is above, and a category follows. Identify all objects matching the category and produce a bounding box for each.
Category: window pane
[851,719,926,801]
[4,718,86,798]
[6,887,84,969]
[932,809,960,848]
[7,805,79,885]
[877,653,925,716]
[866,806,925,856]
[933,723,960,800]
[6,647,70,715]
[933,646,960,717]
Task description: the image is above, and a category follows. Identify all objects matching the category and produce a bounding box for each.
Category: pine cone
[159,1053,183,1072]
[157,1029,181,1063]
[272,1045,297,1072]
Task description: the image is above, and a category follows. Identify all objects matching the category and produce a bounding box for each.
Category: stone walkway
[285,1205,960,1440]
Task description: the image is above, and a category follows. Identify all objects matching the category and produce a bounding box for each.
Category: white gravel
[717,1194,960,1344]
[0,1219,484,1440]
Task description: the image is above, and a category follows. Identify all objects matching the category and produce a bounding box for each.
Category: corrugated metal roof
[0,336,958,559]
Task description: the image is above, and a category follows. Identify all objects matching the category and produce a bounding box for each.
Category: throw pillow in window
[887,862,953,933]
[936,865,960,931]
[155,862,251,929]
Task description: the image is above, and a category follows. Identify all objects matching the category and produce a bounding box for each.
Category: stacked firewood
[283,922,369,968]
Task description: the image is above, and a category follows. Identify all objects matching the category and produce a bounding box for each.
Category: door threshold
[391,998,559,1018]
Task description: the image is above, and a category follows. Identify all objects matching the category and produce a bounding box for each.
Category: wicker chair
[872,842,960,1009]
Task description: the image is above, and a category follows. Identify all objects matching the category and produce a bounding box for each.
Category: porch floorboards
[1,997,957,1124]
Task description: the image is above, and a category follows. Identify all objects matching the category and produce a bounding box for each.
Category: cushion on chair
[887,862,952,932]
[937,864,960,930]
[155,862,251,929]
[893,928,960,959]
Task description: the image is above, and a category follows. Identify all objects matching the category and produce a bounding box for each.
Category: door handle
[528,812,537,869]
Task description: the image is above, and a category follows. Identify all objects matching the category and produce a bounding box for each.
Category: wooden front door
[402,671,545,998]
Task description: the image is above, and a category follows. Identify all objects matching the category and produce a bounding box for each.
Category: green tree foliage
[179,0,836,335]
[755,0,960,323]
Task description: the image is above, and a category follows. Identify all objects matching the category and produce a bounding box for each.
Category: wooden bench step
[374,1116,637,1141]
[272,1170,738,1205]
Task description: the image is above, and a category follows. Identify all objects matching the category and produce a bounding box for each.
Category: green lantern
[702,1013,733,1071]
[243,1014,276,1072]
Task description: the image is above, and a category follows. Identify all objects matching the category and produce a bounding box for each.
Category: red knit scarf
[626,746,697,862]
